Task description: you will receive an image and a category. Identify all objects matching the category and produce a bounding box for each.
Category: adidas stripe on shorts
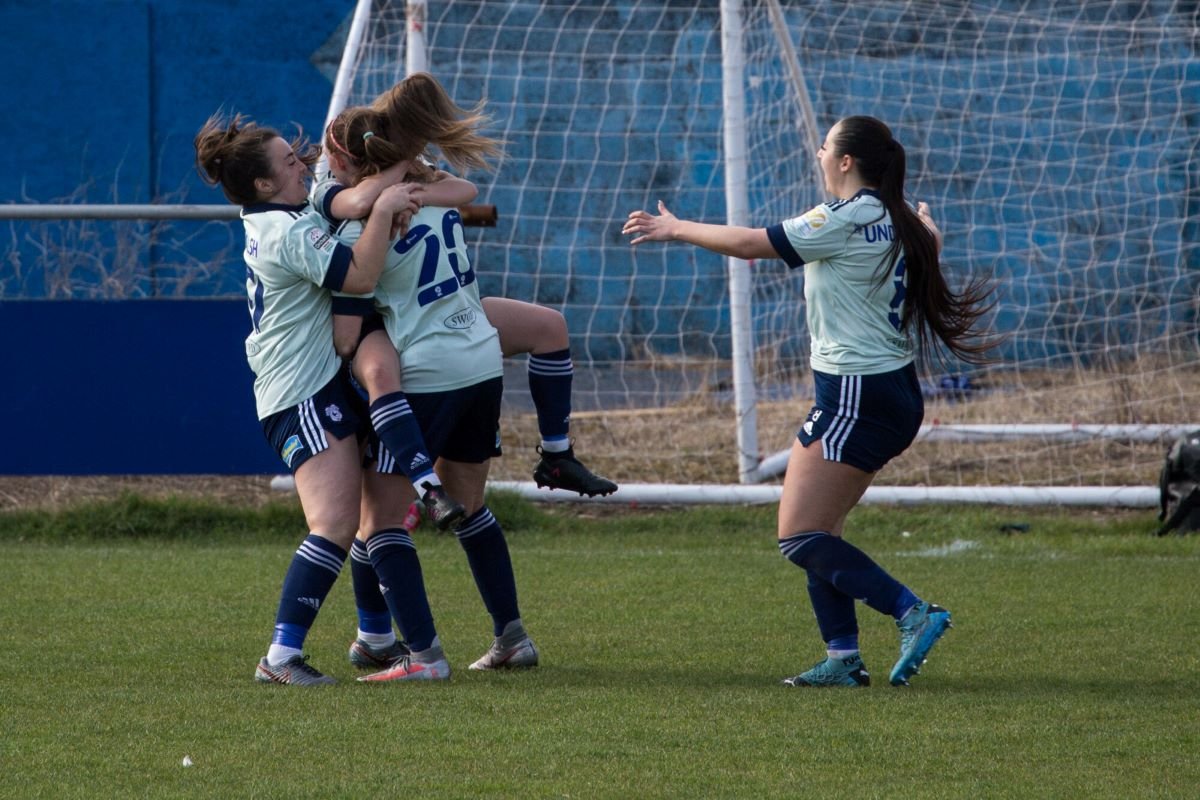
[797,363,923,473]
[260,366,368,473]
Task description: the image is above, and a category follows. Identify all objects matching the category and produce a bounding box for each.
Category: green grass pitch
[1,494,1197,798]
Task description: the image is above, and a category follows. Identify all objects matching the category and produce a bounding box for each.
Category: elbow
[340,274,375,295]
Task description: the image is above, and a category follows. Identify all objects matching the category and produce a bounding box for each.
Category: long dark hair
[194,113,319,205]
[834,115,995,365]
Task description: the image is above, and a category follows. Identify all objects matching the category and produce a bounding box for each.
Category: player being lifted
[317,73,617,502]
[321,74,543,677]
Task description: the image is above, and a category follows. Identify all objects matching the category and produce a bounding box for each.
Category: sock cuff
[365,528,416,556]
[369,392,413,429]
[778,530,830,560]
[455,506,498,539]
[298,534,348,575]
[528,350,573,375]
[350,539,371,565]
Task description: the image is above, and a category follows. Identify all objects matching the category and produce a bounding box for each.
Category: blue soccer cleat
[889,601,952,686]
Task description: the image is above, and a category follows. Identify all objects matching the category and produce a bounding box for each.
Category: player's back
[338,206,501,392]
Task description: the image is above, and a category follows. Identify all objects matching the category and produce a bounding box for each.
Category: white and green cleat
[782,653,871,687]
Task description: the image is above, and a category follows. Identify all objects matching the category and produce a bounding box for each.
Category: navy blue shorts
[372,377,503,472]
[261,366,369,473]
[797,363,923,472]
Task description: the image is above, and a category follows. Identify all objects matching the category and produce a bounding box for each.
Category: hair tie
[325,121,354,160]
[362,131,375,142]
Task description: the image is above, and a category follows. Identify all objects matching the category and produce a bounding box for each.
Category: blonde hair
[324,72,503,180]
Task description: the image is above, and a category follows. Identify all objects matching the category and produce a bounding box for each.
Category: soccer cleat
[889,601,953,686]
[532,446,618,497]
[358,641,450,683]
[254,655,336,686]
[401,500,422,533]
[348,638,411,670]
[469,619,540,670]
[782,653,871,687]
[420,481,467,531]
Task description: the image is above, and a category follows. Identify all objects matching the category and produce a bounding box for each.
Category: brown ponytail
[194,112,319,205]
[834,115,997,365]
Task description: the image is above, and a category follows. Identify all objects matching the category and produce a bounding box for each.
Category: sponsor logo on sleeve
[796,208,828,238]
[306,228,333,252]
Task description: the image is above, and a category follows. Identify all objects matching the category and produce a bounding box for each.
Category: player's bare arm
[624,200,776,260]
[329,159,414,220]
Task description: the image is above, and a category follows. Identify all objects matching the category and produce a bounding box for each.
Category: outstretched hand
[623,200,678,245]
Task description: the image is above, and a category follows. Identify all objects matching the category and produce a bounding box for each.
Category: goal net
[331,0,1199,495]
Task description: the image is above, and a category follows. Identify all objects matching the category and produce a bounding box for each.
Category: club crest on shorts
[325,403,343,422]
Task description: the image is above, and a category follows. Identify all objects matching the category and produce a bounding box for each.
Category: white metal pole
[320,0,375,173]
[763,0,824,197]
[406,0,429,75]
[720,0,760,483]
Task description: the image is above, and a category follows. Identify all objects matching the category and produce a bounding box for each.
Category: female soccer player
[194,113,450,684]
[623,116,994,687]
[321,75,541,678]
[320,73,617,501]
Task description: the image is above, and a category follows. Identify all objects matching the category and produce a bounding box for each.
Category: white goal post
[321,0,1200,506]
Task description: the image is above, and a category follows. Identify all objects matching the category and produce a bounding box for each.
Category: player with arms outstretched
[625,116,995,688]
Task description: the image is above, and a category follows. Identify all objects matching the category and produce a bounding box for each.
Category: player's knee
[531,306,569,350]
[354,355,401,396]
[303,508,360,549]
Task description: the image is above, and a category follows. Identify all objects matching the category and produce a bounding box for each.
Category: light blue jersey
[333,206,502,392]
[240,201,355,418]
[766,189,914,375]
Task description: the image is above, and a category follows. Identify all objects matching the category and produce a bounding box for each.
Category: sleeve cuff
[321,184,345,222]
[321,243,353,291]
[766,223,805,269]
[331,296,376,316]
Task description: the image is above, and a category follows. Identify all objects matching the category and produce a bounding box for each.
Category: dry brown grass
[490,358,1200,488]
[4,360,1196,512]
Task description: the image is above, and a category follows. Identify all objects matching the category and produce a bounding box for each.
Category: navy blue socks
[365,528,437,652]
[370,392,439,485]
[455,507,520,636]
[350,539,392,638]
[269,533,346,663]
[779,530,920,647]
[527,348,573,450]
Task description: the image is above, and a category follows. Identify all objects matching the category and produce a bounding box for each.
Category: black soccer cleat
[532,446,618,497]
[419,481,467,531]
